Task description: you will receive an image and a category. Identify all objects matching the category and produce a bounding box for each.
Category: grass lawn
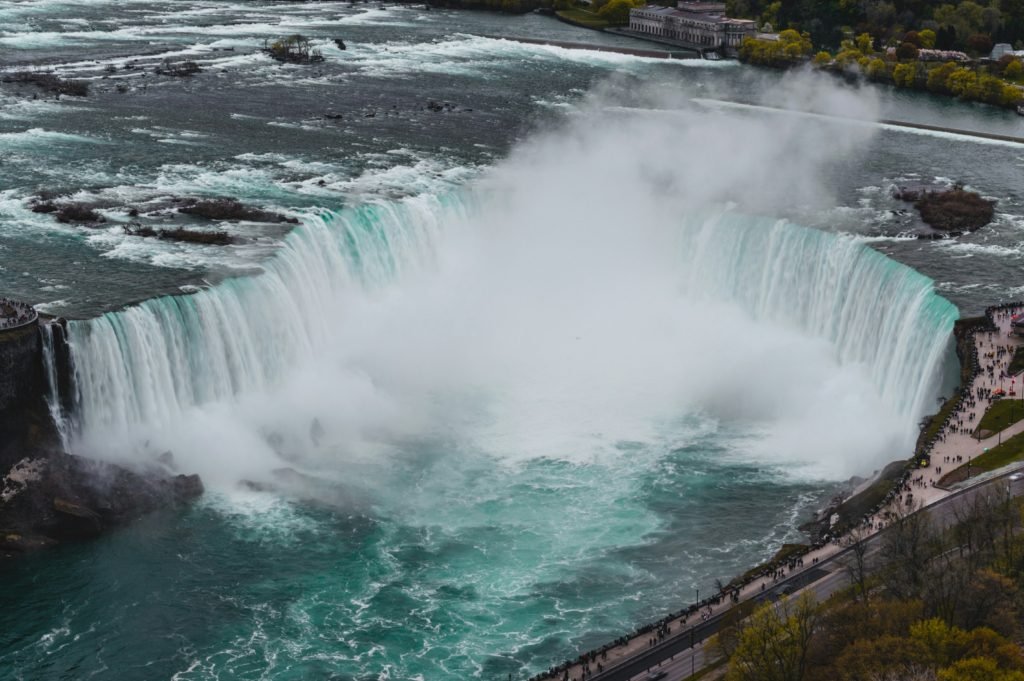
[976,398,1024,436]
[939,428,1024,486]
[556,8,609,29]
[1010,346,1024,375]
[920,395,962,453]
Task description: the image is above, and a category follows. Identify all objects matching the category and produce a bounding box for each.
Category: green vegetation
[263,35,324,64]
[714,490,1024,681]
[731,0,1024,110]
[827,461,910,535]
[556,7,611,29]
[778,31,1023,108]
[1011,347,1024,375]
[595,0,644,25]
[729,543,810,588]
[941,429,1024,485]
[977,399,1024,436]
[739,29,814,65]
[921,394,964,455]
[725,0,1024,53]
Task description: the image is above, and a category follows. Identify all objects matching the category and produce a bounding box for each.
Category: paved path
[534,306,1024,681]
[607,472,1024,681]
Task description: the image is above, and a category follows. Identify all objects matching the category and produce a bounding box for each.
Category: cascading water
[683,210,957,421]
[66,189,957,482]
[40,322,72,451]
[3,46,980,681]
[63,80,962,482]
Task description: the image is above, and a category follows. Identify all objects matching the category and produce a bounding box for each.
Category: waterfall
[68,194,462,435]
[64,191,958,472]
[679,210,958,422]
[40,322,72,451]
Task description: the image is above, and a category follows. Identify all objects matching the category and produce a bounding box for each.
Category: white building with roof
[991,43,1024,60]
[628,1,756,55]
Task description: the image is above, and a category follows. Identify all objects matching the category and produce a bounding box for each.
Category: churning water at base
[27,92,960,681]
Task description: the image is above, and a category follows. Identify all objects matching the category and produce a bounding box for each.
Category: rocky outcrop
[0,72,89,97]
[894,184,996,237]
[31,201,105,224]
[154,59,201,77]
[177,197,298,224]
[0,452,203,556]
[0,310,205,559]
[123,224,234,245]
[262,35,325,64]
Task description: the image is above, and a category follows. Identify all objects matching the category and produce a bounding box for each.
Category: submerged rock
[123,223,235,245]
[178,197,298,224]
[31,201,105,224]
[239,467,361,510]
[1,72,89,97]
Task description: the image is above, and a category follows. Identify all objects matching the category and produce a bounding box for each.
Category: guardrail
[0,297,38,332]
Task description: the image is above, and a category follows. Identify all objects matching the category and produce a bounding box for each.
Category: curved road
[580,469,1024,681]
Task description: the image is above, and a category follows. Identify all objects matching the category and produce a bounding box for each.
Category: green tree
[893,61,917,86]
[919,28,937,48]
[934,2,987,45]
[947,67,979,98]
[896,41,920,60]
[596,0,642,24]
[724,593,819,681]
[939,657,1024,681]
[866,57,889,80]
[927,61,959,93]
[856,32,874,53]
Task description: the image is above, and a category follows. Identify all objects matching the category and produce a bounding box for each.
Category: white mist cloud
[78,70,935,485]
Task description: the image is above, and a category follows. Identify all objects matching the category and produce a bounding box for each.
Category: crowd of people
[530,302,1024,681]
[0,297,36,331]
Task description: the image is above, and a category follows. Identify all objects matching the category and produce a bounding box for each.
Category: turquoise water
[0,2,999,680]
[1,429,829,681]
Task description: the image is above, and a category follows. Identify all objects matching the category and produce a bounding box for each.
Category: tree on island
[263,35,325,64]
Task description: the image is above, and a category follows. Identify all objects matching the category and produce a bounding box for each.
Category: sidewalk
[535,306,1024,681]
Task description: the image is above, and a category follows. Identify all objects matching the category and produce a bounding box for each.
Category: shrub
[866,57,889,81]
[263,35,324,64]
[966,33,993,56]
[896,41,920,61]
[893,62,917,86]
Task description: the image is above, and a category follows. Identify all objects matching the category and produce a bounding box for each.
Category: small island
[263,34,325,64]
[894,184,996,237]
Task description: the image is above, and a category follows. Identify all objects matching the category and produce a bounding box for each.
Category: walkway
[532,304,1024,681]
[0,297,37,332]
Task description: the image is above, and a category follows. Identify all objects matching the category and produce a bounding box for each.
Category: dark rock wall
[0,321,57,472]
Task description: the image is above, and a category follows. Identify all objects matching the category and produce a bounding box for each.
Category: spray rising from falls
[64,78,957,483]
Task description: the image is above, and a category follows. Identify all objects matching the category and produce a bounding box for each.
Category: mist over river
[1,3,1023,680]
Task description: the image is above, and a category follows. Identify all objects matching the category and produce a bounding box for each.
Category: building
[628,1,756,56]
[991,43,1024,60]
